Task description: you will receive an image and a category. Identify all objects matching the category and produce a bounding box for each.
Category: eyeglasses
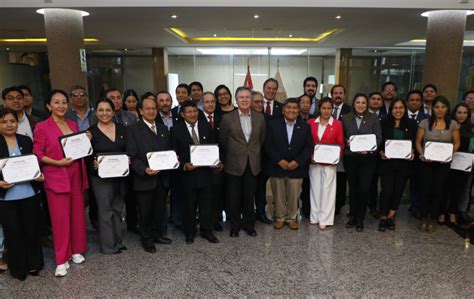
[5,95,23,101]
[384,88,396,92]
[71,92,87,98]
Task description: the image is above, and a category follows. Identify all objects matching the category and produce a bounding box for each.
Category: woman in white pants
[307,98,345,230]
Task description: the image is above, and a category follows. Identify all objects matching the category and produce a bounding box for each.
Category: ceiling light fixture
[335,15,342,19]
[171,14,178,19]
[213,34,217,37]
[289,34,293,37]
[196,48,307,56]
[254,14,259,19]
[36,8,90,17]
[421,10,474,17]
[6,48,9,51]
[0,38,99,43]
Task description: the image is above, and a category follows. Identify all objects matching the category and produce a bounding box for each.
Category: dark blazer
[115,110,138,127]
[264,100,283,119]
[407,110,429,125]
[342,111,382,156]
[31,108,49,121]
[171,105,207,123]
[89,123,127,176]
[0,134,41,198]
[218,109,266,176]
[126,120,170,191]
[336,104,351,121]
[156,112,178,129]
[378,117,418,175]
[171,120,215,189]
[263,118,313,178]
[298,113,316,122]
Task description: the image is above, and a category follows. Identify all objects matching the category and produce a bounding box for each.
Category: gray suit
[114,110,138,127]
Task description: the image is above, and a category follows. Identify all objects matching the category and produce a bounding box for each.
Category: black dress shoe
[243,228,257,237]
[127,226,140,234]
[29,270,40,277]
[229,229,239,237]
[201,232,219,243]
[214,222,223,232]
[345,218,356,228]
[256,214,272,224]
[154,237,172,244]
[142,244,156,253]
[119,246,128,251]
[356,222,364,232]
[386,218,395,230]
[185,234,194,244]
[378,219,387,232]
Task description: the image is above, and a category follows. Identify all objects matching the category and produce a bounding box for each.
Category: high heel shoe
[437,214,446,226]
[29,270,40,276]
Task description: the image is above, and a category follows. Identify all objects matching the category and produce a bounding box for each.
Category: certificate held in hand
[424,141,453,162]
[349,134,377,152]
[59,132,93,160]
[384,140,412,159]
[0,154,42,184]
[190,144,220,167]
[313,144,341,165]
[97,154,129,178]
[450,152,474,172]
[147,150,180,171]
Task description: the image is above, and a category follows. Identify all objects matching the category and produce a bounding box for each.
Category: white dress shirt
[185,120,200,141]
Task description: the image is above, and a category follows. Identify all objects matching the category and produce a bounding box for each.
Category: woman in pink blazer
[307,97,345,230]
[33,89,89,277]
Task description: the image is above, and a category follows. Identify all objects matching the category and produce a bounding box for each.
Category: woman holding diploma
[90,98,128,254]
[307,97,344,230]
[33,90,89,277]
[377,99,417,232]
[342,93,382,232]
[0,108,43,280]
[415,96,460,232]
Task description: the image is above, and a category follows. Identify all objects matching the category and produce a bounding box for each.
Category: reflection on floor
[0,205,473,297]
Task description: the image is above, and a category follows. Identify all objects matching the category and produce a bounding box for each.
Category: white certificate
[97,154,129,178]
[190,144,220,167]
[424,141,453,162]
[0,154,41,184]
[313,144,341,165]
[450,152,474,172]
[349,134,377,152]
[385,140,412,159]
[60,132,93,160]
[147,150,180,171]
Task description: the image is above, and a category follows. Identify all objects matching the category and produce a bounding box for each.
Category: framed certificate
[59,132,93,160]
[424,141,453,162]
[190,144,220,167]
[450,152,474,172]
[147,150,180,171]
[313,144,341,164]
[349,134,377,152]
[384,140,412,159]
[0,154,41,184]
[97,153,129,178]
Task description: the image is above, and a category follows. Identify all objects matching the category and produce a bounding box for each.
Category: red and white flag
[244,65,253,90]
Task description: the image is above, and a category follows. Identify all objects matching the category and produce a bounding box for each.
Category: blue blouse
[2,143,36,201]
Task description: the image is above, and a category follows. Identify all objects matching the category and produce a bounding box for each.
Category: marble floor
[0,205,473,298]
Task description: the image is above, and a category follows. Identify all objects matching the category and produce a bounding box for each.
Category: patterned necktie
[332,106,339,119]
[190,124,200,145]
[150,124,157,135]
[208,115,214,128]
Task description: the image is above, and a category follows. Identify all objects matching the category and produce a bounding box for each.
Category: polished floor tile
[0,205,472,297]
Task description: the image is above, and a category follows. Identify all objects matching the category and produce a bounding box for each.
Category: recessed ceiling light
[124,48,128,51]
[335,15,342,19]
[254,14,259,19]
[171,15,178,19]
[36,8,90,17]
[213,34,217,37]
[6,48,9,51]
[421,10,474,17]
[289,34,293,37]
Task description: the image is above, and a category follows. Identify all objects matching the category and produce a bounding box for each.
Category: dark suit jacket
[378,117,418,175]
[0,134,41,198]
[115,110,138,127]
[407,110,429,125]
[156,112,178,129]
[263,118,312,178]
[336,104,351,121]
[126,120,170,191]
[264,100,283,119]
[31,108,49,121]
[171,120,215,189]
[26,113,40,131]
[171,106,207,123]
[218,109,266,176]
[342,111,382,156]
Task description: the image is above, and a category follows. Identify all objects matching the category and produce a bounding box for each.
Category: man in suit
[303,76,320,115]
[381,82,397,115]
[262,78,283,118]
[298,94,316,121]
[422,83,438,116]
[18,85,49,121]
[2,86,40,140]
[407,90,428,124]
[264,98,312,230]
[171,100,221,244]
[251,91,264,113]
[171,83,191,121]
[219,86,266,237]
[368,92,386,119]
[190,81,204,111]
[126,97,172,253]
[106,88,138,127]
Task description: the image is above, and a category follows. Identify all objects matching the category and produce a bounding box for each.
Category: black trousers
[300,177,310,218]
[368,172,380,212]
[444,169,470,215]
[335,172,347,213]
[345,156,376,222]
[379,171,409,216]
[211,173,225,225]
[125,177,138,229]
[255,172,268,216]
[409,160,423,214]
[420,162,450,219]
[0,196,43,278]
[226,163,257,231]
[183,184,213,235]
[136,180,166,246]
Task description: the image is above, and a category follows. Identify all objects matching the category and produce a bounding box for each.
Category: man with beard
[303,77,319,115]
[381,82,397,115]
[190,81,204,111]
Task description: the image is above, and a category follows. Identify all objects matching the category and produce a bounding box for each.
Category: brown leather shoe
[274,221,285,229]
[287,220,299,230]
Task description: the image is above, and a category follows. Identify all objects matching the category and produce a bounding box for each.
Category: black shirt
[89,123,127,176]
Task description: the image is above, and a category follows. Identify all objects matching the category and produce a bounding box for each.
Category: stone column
[43,8,88,92]
[152,48,168,93]
[423,10,467,104]
[335,48,352,94]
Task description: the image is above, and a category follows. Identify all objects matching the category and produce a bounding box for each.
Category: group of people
[0,77,472,280]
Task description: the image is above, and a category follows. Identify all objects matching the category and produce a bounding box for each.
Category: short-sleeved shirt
[418,119,460,145]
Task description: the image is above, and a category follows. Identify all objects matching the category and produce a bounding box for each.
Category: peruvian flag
[244,65,253,90]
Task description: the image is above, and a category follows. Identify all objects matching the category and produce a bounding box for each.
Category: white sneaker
[55,262,69,277]
[71,254,85,264]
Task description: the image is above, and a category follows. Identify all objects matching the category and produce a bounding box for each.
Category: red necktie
[208,115,214,128]
[265,101,271,115]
